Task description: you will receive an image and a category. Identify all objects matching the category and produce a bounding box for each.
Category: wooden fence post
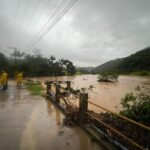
[56,84,60,103]
[79,92,88,121]
[66,81,71,90]
[46,81,52,95]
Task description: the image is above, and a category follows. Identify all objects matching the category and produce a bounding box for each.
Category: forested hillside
[93,58,123,73]
[92,47,150,74]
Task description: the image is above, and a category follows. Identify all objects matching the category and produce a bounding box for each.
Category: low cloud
[0,0,150,66]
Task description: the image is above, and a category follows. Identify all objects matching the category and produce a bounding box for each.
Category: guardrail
[45,81,150,150]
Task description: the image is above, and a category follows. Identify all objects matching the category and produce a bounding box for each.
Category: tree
[0,53,8,71]
[120,92,150,126]
[98,72,119,82]
[0,51,76,77]
[59,59,76,75]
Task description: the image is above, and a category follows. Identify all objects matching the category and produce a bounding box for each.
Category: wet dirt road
[0,81,107,150]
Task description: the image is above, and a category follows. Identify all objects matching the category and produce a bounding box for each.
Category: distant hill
[93,58,124,73]
[92,47,150,74]
[79,67,94,72]
[77,67,94,73]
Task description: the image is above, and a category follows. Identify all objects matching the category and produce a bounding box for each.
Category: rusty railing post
[79,92,88,121]
[55,84,60,103]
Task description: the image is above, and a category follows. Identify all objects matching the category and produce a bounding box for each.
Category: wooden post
[56,84,60,103]
[79,92,88,121]
[46,82,52,95]
[66,81,71,90]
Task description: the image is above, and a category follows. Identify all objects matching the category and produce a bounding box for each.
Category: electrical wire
[25,0,77,53]
[24,0,62,51]
[25,0,61,46]
[19,0,31,31]
[22,0,57,50]
[10,0,20,48]
[33,0,58,33]
[28,0,41,28]
[30,0,76,48]
[32,0,51,28]
[14,0,20,21]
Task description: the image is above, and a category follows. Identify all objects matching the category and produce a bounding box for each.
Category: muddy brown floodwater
[0,81,107,150]
[37,75,150,112]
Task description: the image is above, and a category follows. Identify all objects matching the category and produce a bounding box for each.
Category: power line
[38,0,51,19]
[32,0,50,28]
[7,47,18,67]
[25,0,77,53]
[28,0,41,29]
[19,0,31,31]
[14,0,20,21]
[30,0,77,50]
[17,0,44,49]
[24,0,62,51]
[32,0,56,32]
[20,0,32,30]
[10,0,20,47]
[21,0,54,49]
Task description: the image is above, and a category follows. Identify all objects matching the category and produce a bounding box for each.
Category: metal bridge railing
[45,81,150,150]
[87,112,145,150]
[88,101,150,132]
[88,100,150,150]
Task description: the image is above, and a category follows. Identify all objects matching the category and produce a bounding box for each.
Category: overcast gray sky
[0,0,150,67]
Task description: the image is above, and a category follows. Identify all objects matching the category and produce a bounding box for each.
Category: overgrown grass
[24,81,43,95]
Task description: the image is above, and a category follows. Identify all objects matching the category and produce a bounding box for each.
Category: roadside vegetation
[98,88,150,149]
[120,92,150,126]
[24,80,43,95]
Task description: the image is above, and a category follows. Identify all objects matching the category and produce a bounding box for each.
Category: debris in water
[58,130,64,136]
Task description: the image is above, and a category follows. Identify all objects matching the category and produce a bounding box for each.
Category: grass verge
[24,81,43,95]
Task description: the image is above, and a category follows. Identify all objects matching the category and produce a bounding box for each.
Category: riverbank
[120,71,150,76]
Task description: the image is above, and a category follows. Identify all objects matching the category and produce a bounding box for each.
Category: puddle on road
[0,82,107,150]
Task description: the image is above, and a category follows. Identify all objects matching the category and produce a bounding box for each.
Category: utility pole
[7,47,18,68]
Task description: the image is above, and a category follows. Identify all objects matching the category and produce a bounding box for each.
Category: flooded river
[0,81,106,150]
[37,75,150,112]
[0,75,149,150]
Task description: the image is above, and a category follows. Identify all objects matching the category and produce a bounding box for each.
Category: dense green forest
[92,47,150,75]
[0,51,76,77]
